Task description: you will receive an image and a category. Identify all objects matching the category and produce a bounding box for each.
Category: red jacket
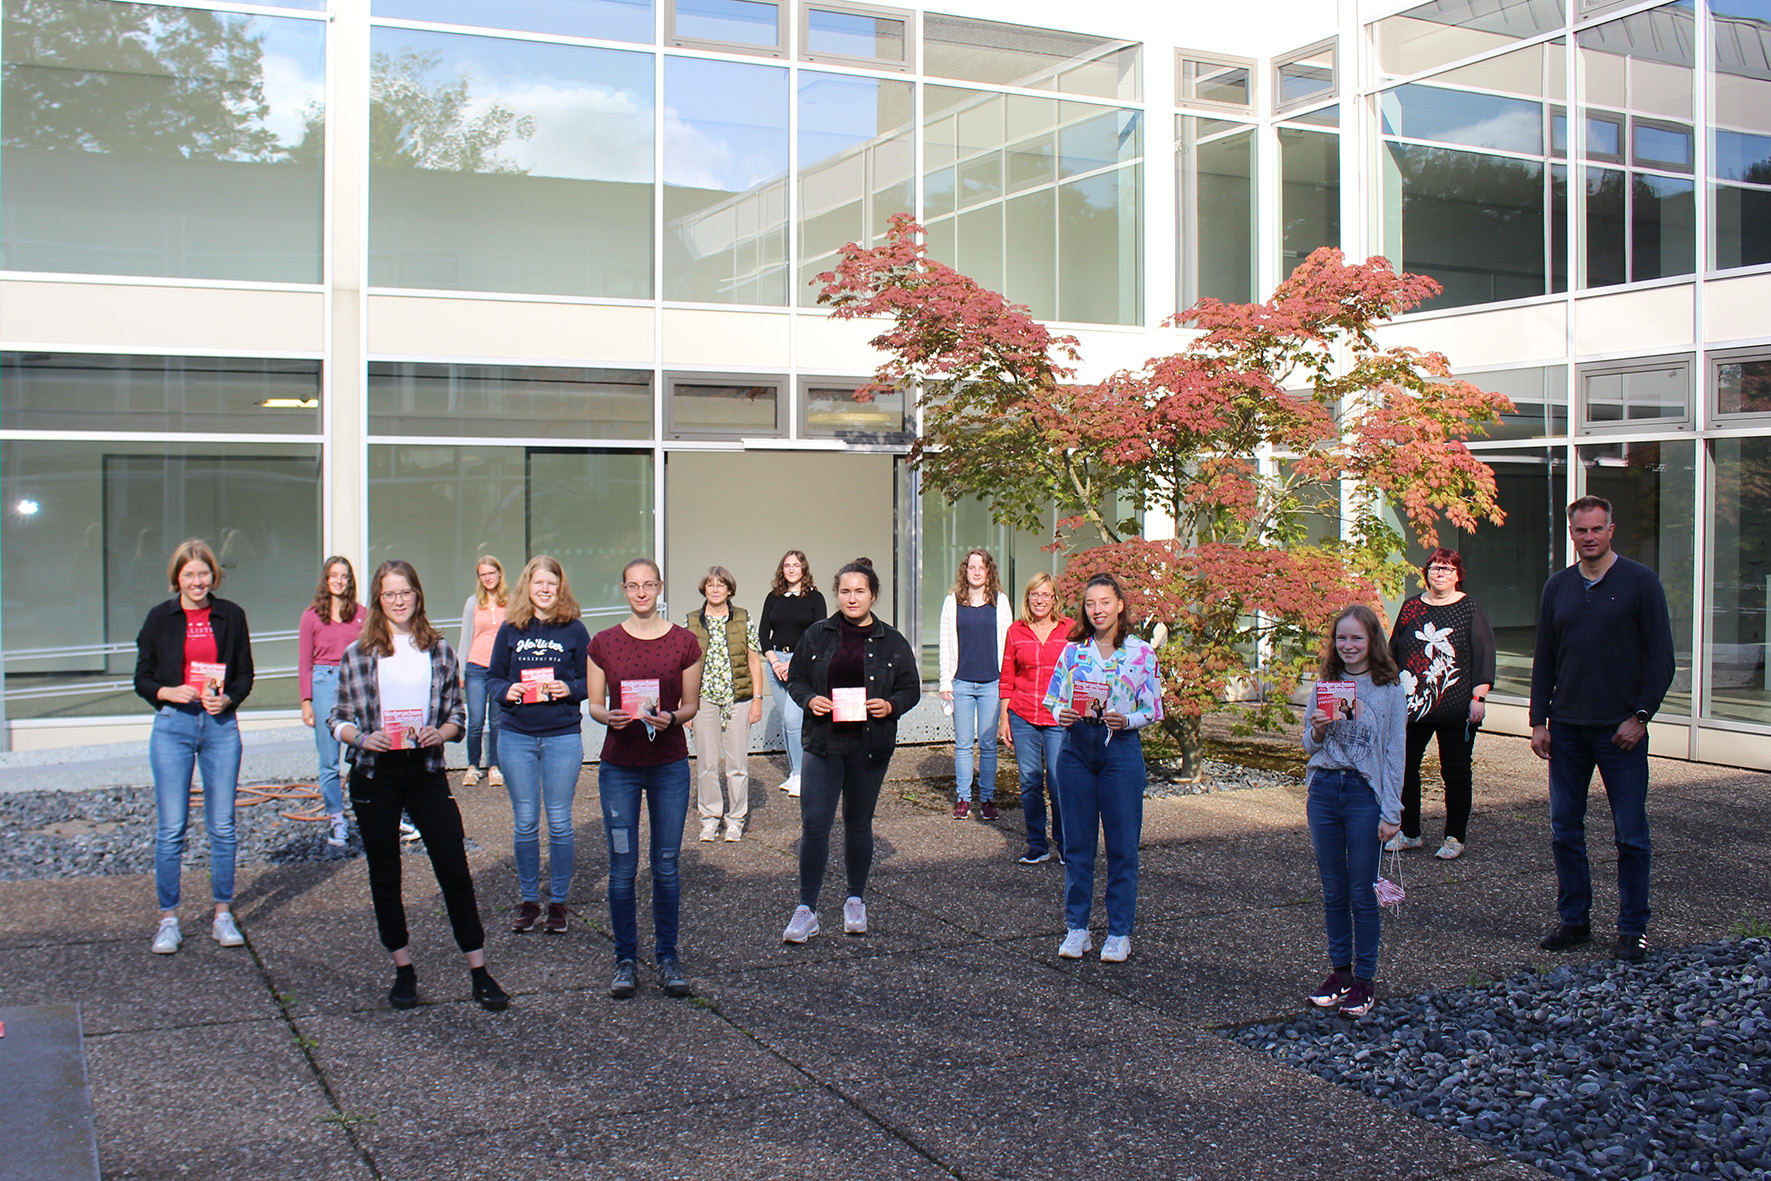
[999,617,1074,726]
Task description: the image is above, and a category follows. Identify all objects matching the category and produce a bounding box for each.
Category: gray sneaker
[609,959,639,1000]
[327,813,349,847]
[782,905,820,943]
[211,912,244,947]
[150,917,182,955]
[842,896,867,935]
[658,959,693,997]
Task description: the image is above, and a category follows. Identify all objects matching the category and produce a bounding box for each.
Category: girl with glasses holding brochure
[586,558,703,1001]
[330,560,507,1012]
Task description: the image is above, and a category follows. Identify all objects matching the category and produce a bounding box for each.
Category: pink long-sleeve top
[299,605,364,700]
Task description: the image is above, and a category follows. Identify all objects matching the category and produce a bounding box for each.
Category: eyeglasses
[379,590,417,603]
[623,580,662,592]
[1427,565,1458,575]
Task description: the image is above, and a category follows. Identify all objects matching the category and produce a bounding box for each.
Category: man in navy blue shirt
[1529,495,1675,964]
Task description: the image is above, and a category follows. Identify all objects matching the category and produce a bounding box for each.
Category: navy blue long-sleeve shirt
[1528,555,1675,728]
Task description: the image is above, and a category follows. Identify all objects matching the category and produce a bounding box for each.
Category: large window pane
[1464,365,1568,440]
[2,354,320,434]
[1373,0,1567,80]
[663,57,788,305]
[1383,142,1546,309]
[797,71,913,306]
[1,0,324,282]
[1580,439,1695,715]
[1058,164,1140,324]
[1709,436,1771,723]
[371,0,654,43]
[1631,172,1694,279]
[2,440,321,717]
[1710,0,1771,269]
[1180,118,1256,306]
[1380,84,1543,153]
[1281,127,1340,275]
[368,29,653,297]
[367,445,653,620]
[922,14,1139,100]
[368,363,651,438]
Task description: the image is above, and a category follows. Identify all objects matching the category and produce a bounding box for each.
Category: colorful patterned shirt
[1041,635,1164,730]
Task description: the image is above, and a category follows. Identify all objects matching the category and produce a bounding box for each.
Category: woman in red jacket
[997,573,1074,865]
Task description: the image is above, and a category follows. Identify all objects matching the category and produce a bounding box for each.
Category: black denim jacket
[786,615,923,756]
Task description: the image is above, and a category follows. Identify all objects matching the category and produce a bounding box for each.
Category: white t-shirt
[378,633,432,721]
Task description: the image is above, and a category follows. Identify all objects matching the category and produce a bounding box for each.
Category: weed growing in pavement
[1732,914,1771,940]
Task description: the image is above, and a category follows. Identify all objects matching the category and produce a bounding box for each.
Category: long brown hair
[506,555,582,629]
[771,549,812,596]
[1318,604,1400,686]
[308,556,359,624]
[358,560,443,657]
[1067,572,1134,646]
[473,554,508,609]
[949,547,1002,605]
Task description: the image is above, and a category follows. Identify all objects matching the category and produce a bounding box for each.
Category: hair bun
[853,556,873,568]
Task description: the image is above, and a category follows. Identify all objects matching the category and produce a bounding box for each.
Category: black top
[487,617,591,738]
[1388,595,1497,724]
[133,596,255,713]
[787,614,921,756]
[758,589,828,654]
[1529,555,1676,728]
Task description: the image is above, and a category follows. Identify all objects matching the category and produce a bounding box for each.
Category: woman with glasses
[586,559,703,1000]
[1386,548,1495,861]
[457,555,508,788]
[135,538,254,955]
[300,556,363,848]
[330,560,507,1012]
[998,573,1074,865]
[685,566,763,844]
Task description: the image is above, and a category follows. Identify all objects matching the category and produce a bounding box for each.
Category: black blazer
[786,614,922,756]
[133,596,255,712]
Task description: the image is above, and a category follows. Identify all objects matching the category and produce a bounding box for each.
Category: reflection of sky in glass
[255,18,328,153]
[1279,63,1333,106]
[664,57,786,191]
[1715,129,1771,180]
[675,0,777,46]
[807,9,903,61]
[1586,117,1622,157]
[370,29,653,181]
[799,72,907,165]
[1634,123,1692,168]
[1381,85,1541,154]
[1059,106,1139,177]
[372,0,654,44]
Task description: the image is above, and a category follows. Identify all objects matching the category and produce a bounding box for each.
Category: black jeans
[349,754,486,954]
[797,736,891,909]
[1401,720,1475,842]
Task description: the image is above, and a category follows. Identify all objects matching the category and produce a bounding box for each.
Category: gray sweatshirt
[1300,672,1406,826]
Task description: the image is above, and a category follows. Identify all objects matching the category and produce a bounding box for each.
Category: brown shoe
[980,801,999,822]
[543,903,569,934]
[510,900,542,933]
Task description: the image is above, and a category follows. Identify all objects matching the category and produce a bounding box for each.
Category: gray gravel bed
[0,783,477,882]
[1229,938,1771,1180]
[1146,757,1301,797]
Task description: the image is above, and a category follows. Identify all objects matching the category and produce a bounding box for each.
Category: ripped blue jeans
[596,758,691,963]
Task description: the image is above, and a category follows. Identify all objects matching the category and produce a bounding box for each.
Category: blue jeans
[501,729,583,903]
[767,660,803,776]
[598,759,691,962]
[1009,711,1064,856]
[309,664,344,815]
[463,663,501,768]
[1548,720,1652,936]
[149,706,242,911]
[1307,768,1383,980]
[952,678,1001,801]
[1056,723,1144,936]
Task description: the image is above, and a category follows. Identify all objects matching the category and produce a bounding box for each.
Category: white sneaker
[1058,928,1092,959]
[212,912,244,947]
[724,821,744,842]
[1434,836,1465,860]
[151,917,182,955]
[327,813,349,847]
[462,766,481,787]
[1100,935,1131,963]
[843,896,867,935]
[487,766,504,787]
[786,775,802,798]
[782,905,820,943]
[399,819,421,841]
[1384,833,1423,852]
[699,818,721,842]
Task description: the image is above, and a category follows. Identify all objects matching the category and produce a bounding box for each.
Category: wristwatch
[1633,709,1650,723]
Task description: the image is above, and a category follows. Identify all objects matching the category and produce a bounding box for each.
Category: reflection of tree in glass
[368,49,536,174]
[2,0,284,161]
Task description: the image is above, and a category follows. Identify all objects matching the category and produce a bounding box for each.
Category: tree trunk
[1160,715,1206,783]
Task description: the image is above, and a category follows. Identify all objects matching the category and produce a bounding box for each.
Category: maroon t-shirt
[589,622,703,766]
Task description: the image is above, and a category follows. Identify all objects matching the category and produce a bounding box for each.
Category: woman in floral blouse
[1044,573,1163,965]
[1386,548,1495,861]
[685,566,764,844]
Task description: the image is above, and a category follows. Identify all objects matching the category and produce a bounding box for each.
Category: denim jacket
[786,615,922,756]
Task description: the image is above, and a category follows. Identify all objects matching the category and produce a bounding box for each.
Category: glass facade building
[1,0,1768,769]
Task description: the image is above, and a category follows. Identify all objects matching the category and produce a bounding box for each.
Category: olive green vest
[685,606,752,700]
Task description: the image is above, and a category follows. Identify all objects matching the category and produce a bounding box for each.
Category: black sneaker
[1016,849,1052,865]
[658,959,693,998]
[1614,932,1648,963]
[471,969,509,1012]
[609,958,639,1000]
[389,965,418,1010]
[1540,922,1592,951]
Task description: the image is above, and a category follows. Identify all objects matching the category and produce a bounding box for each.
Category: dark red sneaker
[510,900,542,933]
[1339,978,1376,1017]
[980,801,999,822]
[953,800,969,820]
[543,903,569,934]
[1308,969,1351,1008]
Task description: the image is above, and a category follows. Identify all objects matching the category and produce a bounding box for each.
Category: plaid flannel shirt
[329,636,466,776]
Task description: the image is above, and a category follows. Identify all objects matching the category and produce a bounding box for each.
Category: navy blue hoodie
[488,617,591,737]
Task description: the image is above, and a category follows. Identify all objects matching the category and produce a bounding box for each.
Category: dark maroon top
[830,615,869,735]
[590,622,703,766]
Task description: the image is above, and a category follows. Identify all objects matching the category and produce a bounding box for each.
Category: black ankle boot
[389,964,418,1010]
[471,965,508,1012]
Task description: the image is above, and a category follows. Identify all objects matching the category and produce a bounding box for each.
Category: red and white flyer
[380,707,425,750]
[620,679,660,720]
[1315,680,1357,721]
[831,686,867,722]
[1071,679,1109,720]
[186,662,227,695]
[520,667,554,704]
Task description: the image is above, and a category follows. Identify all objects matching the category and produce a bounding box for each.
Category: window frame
[799,0,913,72]
[1176,48,1256,112]
[1273,38,1338,116]
[1711,346,1771,424]
[797,378,913,442]
[666,0,786,58]
[1577,354,1694,434]
[665,372,787,440]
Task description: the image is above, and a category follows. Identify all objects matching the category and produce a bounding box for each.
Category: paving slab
[0,1004,101,1181]
[0,939,276,1034]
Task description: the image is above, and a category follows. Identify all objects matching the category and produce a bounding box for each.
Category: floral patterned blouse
[1388,594,1496,725]
[1041,634,1164,730]
[697,610,762,722]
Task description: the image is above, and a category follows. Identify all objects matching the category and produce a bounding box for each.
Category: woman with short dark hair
[685,565,763,843]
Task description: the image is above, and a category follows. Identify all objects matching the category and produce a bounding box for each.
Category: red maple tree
[820,214,1512,778]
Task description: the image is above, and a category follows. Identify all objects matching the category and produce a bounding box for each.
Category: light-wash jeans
[462,663,501,769]
[693,698,752,822]
[951,678,1001,802]
[500,729,584,903]
[150,705,242,911]
[309,664,344,815]
[766,659,804,777]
